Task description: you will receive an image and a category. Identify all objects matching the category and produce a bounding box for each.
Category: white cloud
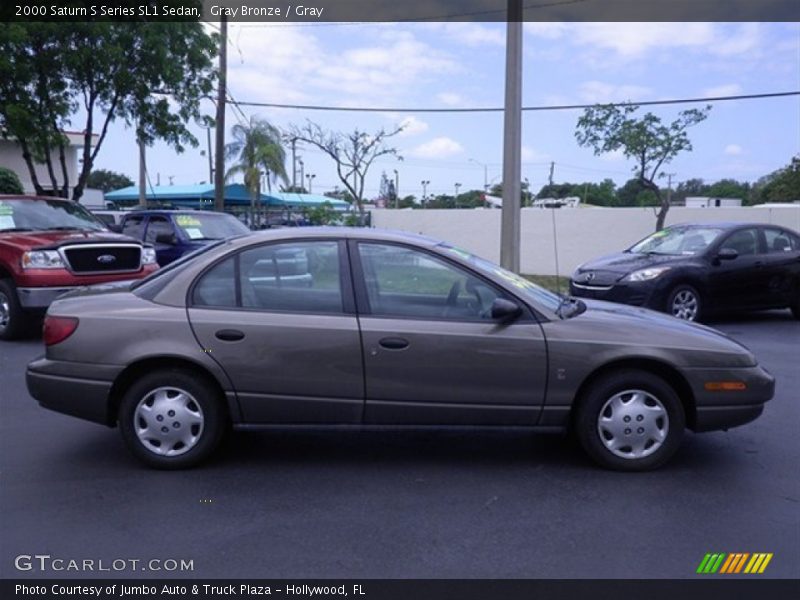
[521,146,550,163]
[396,116,429,137]
[724,144,743,156]
[409,137,464,159]
[523,22,567,40]
[702,84,742,98]
[437,92,465,106]
[599,149,626,162]
[579,81,653,104]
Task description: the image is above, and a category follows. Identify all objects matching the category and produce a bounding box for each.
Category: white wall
[0,136,82,195]
[372,206,800,275]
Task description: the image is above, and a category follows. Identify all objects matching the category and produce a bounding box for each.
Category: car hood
[556,298,757,368]
[572,251,688,285]
[0,229,136,252]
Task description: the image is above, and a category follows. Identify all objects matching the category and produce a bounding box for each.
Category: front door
[707,227,767,310]
[351,241,548,426]
[187,239,364,424]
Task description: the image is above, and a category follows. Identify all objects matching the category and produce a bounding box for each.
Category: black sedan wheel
[118,369,227,469]
[575,370,685,471]
[667,284,702,322]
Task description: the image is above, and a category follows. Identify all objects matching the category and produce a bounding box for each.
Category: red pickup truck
[0,195,159,340]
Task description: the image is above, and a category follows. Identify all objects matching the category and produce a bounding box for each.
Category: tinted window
[721,228,759,256]
[145,216,174,244]
[358,243,503,320]
[764,228,798,253]
[192,241,343,314]
[122,215,145,239]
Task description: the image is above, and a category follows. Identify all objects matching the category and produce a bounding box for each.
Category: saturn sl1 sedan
[26,229,775,471]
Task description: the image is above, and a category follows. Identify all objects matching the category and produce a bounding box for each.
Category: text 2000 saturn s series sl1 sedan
[27,229,775,471]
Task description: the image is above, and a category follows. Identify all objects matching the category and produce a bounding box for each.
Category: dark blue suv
[119,210,250,266]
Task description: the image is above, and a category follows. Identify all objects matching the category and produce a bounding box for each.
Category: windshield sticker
[0,215,16,229]
[0,203,13,216]
[176,215,202,227]
[184,227,204,240]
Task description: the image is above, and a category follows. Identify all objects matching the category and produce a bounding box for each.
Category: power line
[229,91,800,114]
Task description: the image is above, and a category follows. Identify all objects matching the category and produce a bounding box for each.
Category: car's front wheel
[118,369,227,469]
[575,370,685,471]
[0,279,31,341]
[667,284,703,322]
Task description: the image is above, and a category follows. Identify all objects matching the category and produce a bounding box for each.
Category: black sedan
[570,222,800,321]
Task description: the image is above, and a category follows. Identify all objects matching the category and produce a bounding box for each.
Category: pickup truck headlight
[142,247,157,265]
[22,250,65,269]
[624,266,671,282]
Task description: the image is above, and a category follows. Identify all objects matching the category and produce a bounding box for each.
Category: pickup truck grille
[62,244,142,274]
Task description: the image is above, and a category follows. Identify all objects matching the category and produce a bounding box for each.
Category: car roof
[220,227,442,249]
[668,222,788,231]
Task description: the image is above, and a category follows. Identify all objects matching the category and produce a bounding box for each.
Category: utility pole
[393,169,399,209]
[549,161,555,187]
[206,126,213,183]
[213,14,227,212]
[138,134,146,208]
[454,182,462,208]
[306,173,315,193]
[666,172,676,206]
[500,0,523,273]
[298,159,305,191]
[421,180,430,207]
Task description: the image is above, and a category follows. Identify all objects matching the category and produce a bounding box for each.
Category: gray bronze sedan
[26,229,775,471]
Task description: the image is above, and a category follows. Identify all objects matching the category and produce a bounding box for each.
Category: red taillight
[43,316,79,346]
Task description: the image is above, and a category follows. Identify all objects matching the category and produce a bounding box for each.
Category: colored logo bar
[697,553,773,574]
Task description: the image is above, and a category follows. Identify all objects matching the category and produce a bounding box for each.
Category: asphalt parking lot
[1,311,798,579]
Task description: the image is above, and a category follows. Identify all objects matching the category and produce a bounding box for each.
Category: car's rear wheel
[0,279,31,341]
[667,284,702,322]
[575,370,685,471]
[118,369,227,469]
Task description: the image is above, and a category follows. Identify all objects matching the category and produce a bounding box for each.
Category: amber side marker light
[704,381,747,391]
[43,316,79,346]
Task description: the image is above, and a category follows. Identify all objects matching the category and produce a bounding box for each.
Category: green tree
[0,167,24,194]
[707,178,750,201]
[576,103,711,230]
[306,201,339,226]
[751,156,800,203]
[617,178,659,207]
[0,18,217,202]
[86,169,133,193]
[289,121,403,216]
[672,178,708,204]
[225,116,288,209]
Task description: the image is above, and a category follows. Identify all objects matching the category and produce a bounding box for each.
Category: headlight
[624,266,671,282]
[141,247,157,265]
[22,250,65,269]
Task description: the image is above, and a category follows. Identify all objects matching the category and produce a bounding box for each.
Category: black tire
[666,283,703,322]
[118,369,227,469]
[0,279,32,341]
[575,370,685,471]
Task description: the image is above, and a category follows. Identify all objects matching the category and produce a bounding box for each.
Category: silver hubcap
[134,387,204,457]
[0,291,10,331]
[597,389,669,459]
[671,290,698,321]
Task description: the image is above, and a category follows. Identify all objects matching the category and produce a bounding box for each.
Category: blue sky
[93,22,800,199]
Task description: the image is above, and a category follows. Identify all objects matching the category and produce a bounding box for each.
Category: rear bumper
[684,364,775,432]
[26,357,121,426]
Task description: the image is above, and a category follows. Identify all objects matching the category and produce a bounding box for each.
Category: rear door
[351,241,548,426]
[759,227,800,308]
[187,239,364,424]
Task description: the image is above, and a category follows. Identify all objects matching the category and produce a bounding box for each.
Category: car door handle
[379,337,409,350]
[215,329,245,342]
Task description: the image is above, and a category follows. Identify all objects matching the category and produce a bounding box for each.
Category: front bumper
[26,357,122,426]
[683,364,775,432]
[569,279,667,309]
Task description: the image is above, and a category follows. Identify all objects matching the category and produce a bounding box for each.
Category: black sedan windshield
[629,226,724,256]
[0,198,106,232]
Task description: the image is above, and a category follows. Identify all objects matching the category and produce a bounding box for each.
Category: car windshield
[439,244,563,313]
[172,213,250,240]
[0,198,106,232]
[629,226,725,256]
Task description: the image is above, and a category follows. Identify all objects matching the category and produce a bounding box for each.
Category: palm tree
[224,117,288,212]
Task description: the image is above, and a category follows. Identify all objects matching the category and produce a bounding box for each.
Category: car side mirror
[717,247,738,261]
[155,233,177,245]
[490,298,523,322]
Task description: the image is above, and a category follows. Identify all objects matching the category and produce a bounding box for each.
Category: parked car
[570,222,800,322]
[27,229,774,471]
[119,210,250,266]
[0,195,158,340]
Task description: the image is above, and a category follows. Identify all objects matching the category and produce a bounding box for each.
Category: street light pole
[421,180,430,207]
[298,159,305,191]
[454,182,462,208]
[306,173,315,193]
[393,169,399,209]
